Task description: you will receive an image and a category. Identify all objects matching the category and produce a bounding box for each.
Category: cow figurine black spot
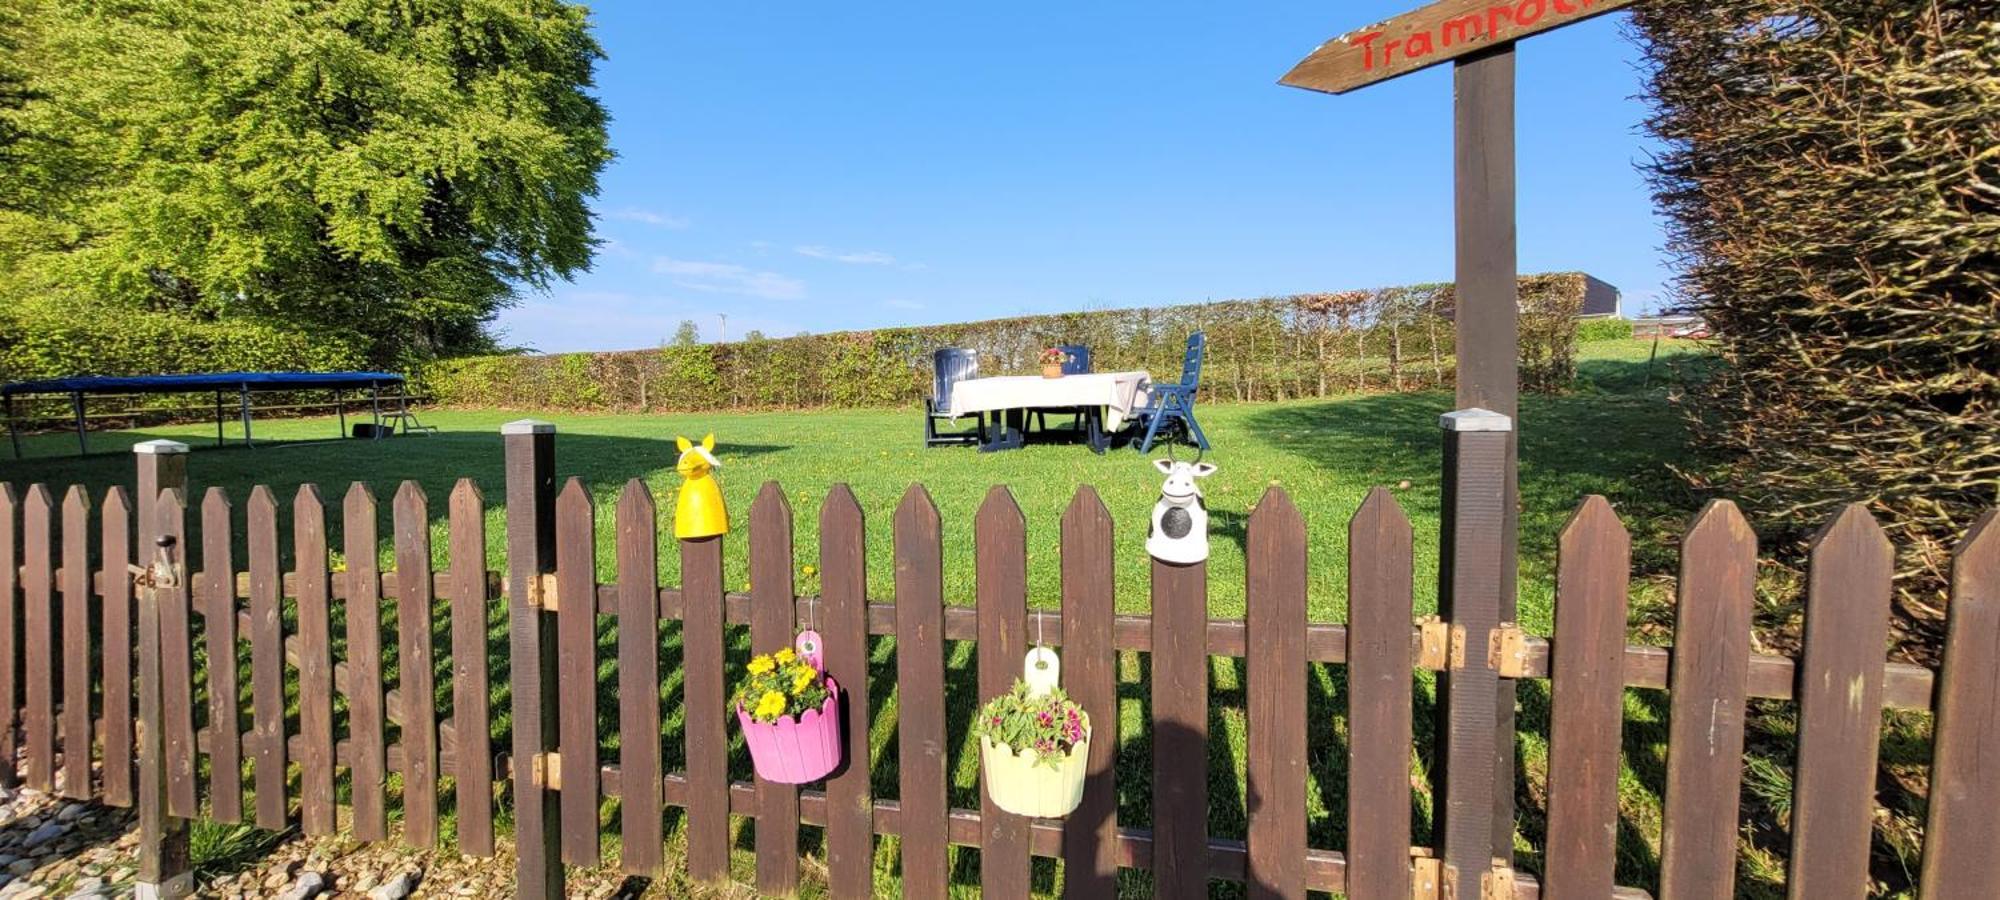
[1146,458,1215,564]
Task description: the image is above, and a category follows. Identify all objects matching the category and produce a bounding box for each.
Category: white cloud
[883,299,925,310]
[608,208,692,229]
[652,257,806,300]
[796,245,897,266]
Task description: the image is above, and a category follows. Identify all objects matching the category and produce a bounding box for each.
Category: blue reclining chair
[1132,332,1209,454]
[924,347,985,446]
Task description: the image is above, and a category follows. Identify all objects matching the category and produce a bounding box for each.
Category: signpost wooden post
[1281,0,1638,885]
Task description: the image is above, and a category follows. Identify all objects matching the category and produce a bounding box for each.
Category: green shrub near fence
[424,273,1594,412]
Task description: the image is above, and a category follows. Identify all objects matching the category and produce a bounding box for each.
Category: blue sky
[494,1,1671,353]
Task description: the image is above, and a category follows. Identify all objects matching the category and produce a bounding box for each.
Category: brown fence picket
[1061,486,1118,899]
[614,479,661,875]
[1345,487,1414,900]
[22,485,54,792]
[450,479,496,857]
[1543,496,1631,897]
[247,485,287,829]
[294,485,335,834]
[680,523,730,882]
[157,488,197,819]
[553,477,599,865]
[820,485,873,898]
[1246,487,1307,900]
[343,483,387,842]
[1152,552,1210,900]
[1787,504,1893,900]
[1659,501,1756,900]
[394,481,441,848]
[750,482,801,895]
[895,485,950,899]
[976,486,1030,896]
[0,484,17,788]
[1918,510,2000,897]
[60,486,92,800]
[200,488,242,823]
[100,487,135,807]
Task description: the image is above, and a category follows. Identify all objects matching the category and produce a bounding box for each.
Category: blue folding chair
[1132,332,1209,454]
[924,348,985,446]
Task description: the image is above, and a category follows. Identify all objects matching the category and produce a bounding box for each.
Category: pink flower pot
[736,676,843,784]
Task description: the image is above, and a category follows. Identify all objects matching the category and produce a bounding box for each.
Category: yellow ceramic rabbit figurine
[674,433,728,539]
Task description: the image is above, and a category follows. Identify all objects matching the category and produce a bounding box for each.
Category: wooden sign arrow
[1279,0,1636,94]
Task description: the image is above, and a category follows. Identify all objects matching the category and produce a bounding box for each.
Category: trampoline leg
[214,392,224,447]
[239,388,252,447]
[371,385,381,440]
[72,391,87,457]
[336,389,346,438]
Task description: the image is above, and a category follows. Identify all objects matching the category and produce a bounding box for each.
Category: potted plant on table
[1039,347,1070,379]
[977,648,1091,818]
[733,632,843,784]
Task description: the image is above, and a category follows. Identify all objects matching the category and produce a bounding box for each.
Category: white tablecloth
[948,371,1153,431]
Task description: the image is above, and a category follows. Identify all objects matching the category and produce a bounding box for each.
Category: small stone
[6,860,32,877]
[368,870,420,900]
[19,825,61,850]
[51,807,82,825]
[274,871,325,900]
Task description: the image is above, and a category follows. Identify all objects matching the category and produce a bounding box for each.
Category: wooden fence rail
[0,422,1994,900]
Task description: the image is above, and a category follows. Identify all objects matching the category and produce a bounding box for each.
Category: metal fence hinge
[1481,861,1516,900]
[1410,848,1441,900]
[1488,622,1528,677]
[1417,616,1451,670]
[531,751,562,791]
[527,572,559,612]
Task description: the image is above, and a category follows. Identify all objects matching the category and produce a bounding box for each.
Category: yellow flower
[792,667,816,693]
[747,655,775,675]
[773,647,796,664]
[801,565,817,577]
[755,690,788,720]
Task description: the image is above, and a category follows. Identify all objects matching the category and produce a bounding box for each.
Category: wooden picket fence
[0,426,1996,899]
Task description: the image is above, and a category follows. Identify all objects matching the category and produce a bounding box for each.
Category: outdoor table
[947,370,1152,452]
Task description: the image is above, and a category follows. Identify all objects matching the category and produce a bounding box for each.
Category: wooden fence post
[1152,544,1210,900]
[136,491,193,900]
[504,420,563,899]
[133,440,190,900]
[1431,409,1511,893]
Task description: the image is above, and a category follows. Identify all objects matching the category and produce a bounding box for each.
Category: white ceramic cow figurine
[1147,458,1216,564]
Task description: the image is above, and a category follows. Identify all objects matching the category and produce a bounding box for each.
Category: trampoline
[3,371,410,458]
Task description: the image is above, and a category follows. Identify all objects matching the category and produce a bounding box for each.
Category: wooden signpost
[1280,0,1636,94]
[1281,0,1638,890]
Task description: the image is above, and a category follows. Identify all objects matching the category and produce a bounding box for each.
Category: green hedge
[1575,318,1635,342]
[0,300,364,421]
[425,274,1591,411]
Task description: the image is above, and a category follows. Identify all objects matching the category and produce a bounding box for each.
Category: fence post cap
[1438,408,1513,432]
[501,419,557,435]
[132,439,191,455]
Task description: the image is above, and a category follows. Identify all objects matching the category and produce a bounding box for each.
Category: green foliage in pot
[975,680,1090,769]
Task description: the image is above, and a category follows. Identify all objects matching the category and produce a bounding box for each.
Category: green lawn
[7,339,1706,632]
[5,338,1717,897]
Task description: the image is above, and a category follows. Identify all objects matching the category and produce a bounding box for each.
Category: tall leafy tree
[0,0,610,366]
